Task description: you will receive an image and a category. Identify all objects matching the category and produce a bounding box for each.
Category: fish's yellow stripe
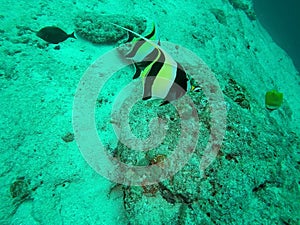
[141,48,178,99]
[151,56,177,99]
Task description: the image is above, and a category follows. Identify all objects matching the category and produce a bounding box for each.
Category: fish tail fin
[69,32,76,39]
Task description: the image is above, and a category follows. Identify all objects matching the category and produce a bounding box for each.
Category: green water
[0,0,299,224]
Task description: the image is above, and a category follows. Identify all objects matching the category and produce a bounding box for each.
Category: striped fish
[111,22,199,106]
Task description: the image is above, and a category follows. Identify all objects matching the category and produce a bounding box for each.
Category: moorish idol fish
[111,22,199,106]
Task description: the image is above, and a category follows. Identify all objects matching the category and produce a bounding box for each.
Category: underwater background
[253,0,300,73]
[0,0,299,224]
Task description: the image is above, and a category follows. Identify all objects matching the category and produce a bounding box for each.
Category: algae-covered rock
[228,0,249,11]
[210,8,227,25]
[74,13,147,44]
[10,177,31,200]
[228,0,256,20]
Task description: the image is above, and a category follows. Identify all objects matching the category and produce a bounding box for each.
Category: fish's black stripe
[142,47,160,63]
[136,48,160,68]
[174,62,188,91]
[143,76,155,100]
[143,51,165,99]
[133,48,160,79]
[146,50,165,79]
[126,39,146,58]
[125,26,157,58]
[163,62,188,103]
[132,64,142,79]
[145,25,156,39]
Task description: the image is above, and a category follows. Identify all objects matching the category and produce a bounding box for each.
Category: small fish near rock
[36,26,76,44]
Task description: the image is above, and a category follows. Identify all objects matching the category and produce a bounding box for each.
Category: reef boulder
[74,12,147,44]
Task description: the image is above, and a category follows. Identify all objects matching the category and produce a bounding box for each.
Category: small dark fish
[36,26,76,44]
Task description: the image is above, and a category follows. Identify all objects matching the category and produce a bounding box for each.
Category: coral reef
[121,89,300,224]
[74,13,147,44]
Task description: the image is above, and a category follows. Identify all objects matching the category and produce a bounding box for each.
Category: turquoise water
[1,0,299,224]
[253,0,300,72]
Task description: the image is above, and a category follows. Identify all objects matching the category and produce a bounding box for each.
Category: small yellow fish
[265,90,283,110]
